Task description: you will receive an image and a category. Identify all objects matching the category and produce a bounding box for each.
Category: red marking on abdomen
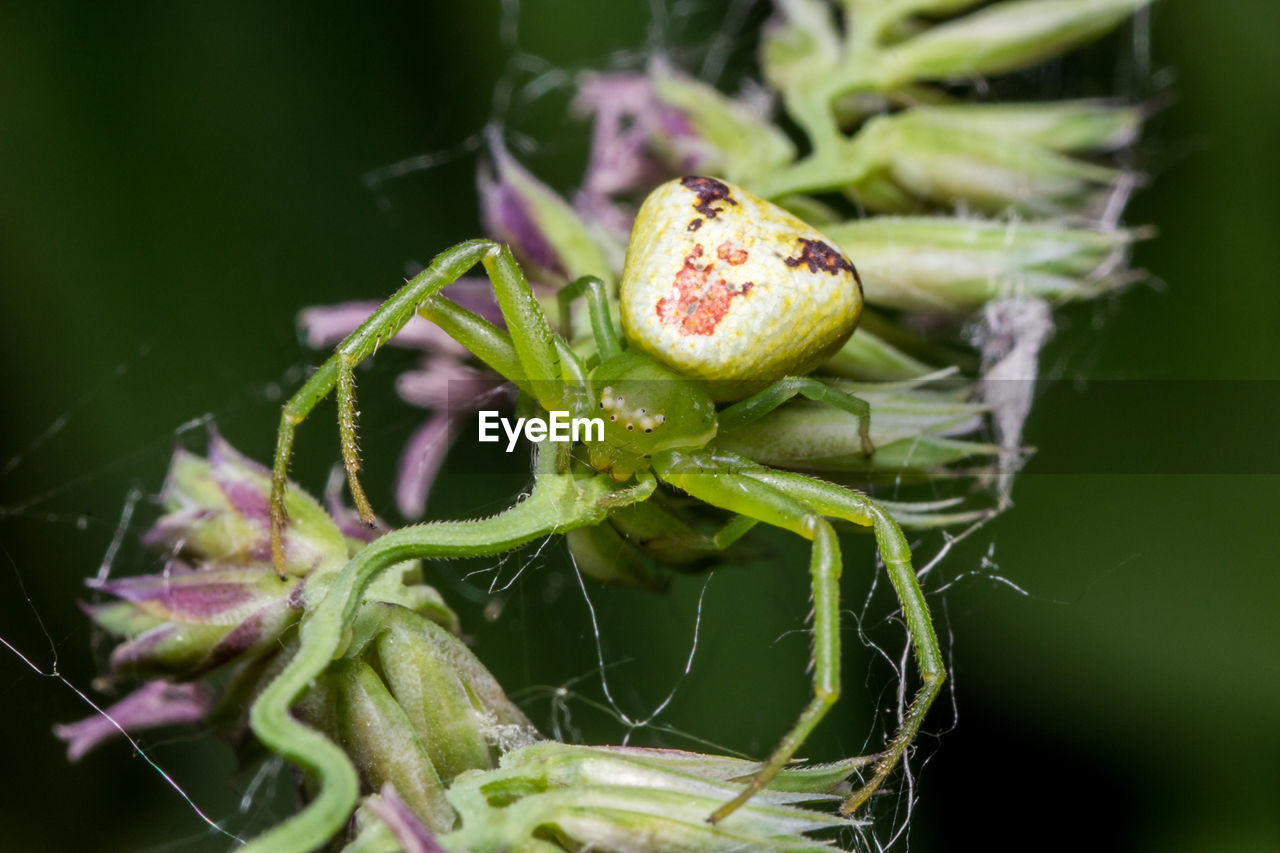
[716,242,748,265]
[656,243,753,337]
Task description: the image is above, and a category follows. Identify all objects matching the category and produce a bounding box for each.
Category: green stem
[243,453,614,853]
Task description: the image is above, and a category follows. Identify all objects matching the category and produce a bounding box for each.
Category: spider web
[0,2,1153,851]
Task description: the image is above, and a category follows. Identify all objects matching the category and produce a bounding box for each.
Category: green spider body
[252,177,941,851]
[561,177,869,482]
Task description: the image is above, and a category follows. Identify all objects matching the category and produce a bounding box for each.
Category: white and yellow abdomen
[619,177,862,400]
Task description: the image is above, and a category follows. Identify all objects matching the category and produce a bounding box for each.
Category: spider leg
[654,451,846,823]
[556,275,623,361]
[271,240,578,576]
[419,296,587,404]
[270,239,497,575]
[624,506,759,556]
[718,376,875,457]
[655,450,944,820]
[734,462,946,815]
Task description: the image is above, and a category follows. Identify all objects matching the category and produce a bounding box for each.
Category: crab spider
[254,177,943,850]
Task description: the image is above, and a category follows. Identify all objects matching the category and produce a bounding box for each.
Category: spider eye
[644,428,652,433]
[626,424,634,431]
[609,415,617,422]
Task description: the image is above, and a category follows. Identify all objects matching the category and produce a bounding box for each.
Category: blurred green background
[2,2,1277,851]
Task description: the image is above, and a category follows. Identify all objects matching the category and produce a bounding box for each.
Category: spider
[250,176,944,851]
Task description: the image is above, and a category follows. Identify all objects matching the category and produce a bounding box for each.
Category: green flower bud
[759,0,842,96]
[876,0,1153,87]
[144,428,348,578]
[88,565,302,680]
[299,655,458,833]
[439,743,868,851]
[848,109,1121,214]
[716,380,999,477]
[826,324,941,381]
[825,215,1141,312]
[647,60,795,185]
[84,430,461,685]
[913,100,1144,153]
[371,604,537,784]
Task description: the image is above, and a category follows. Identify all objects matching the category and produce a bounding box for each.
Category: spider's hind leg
[739,465,946,816]
[655,451,945,820]
[654,452,846,823]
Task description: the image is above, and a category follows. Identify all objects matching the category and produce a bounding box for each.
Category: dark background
[2,2,1277,851]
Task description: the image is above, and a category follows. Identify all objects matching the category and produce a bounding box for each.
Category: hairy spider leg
[269,240,575,576]
[244,447,622,853]
[731,462,946,816]
[719,376,876,458]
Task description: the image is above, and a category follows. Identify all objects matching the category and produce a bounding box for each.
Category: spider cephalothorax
[252,177,941,852]
[585,350,717,481]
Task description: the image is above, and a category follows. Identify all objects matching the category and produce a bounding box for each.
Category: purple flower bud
[87,562,304,679]
[54,680,213,761]
[144,427,348,576]
[365,785,447,853]
[479,128,612,284]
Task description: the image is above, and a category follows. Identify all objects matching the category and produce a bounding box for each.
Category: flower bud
[479,129,615,285]
[299,655,458,833]
[371,604,537,783]
[440,742,867,851]
[824,215,1141,312]
[825,324,940,381]
[759,0,842,96]
[353,785,447,853]
[80,430,460,683]
[914,101,1143,153]
[717,380,999,475]
[54,680,212,761]
[143,427,348,578]
[876,0,1152,87]
[292,603,536,832]
[848,109,1121,214]
[645,60,795,186]
[87,562,302,679]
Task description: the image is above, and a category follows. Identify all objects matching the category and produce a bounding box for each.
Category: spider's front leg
[269,238,574,576]
[654,451,944,821]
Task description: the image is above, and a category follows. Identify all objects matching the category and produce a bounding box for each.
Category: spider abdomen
[619,177,863,401]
